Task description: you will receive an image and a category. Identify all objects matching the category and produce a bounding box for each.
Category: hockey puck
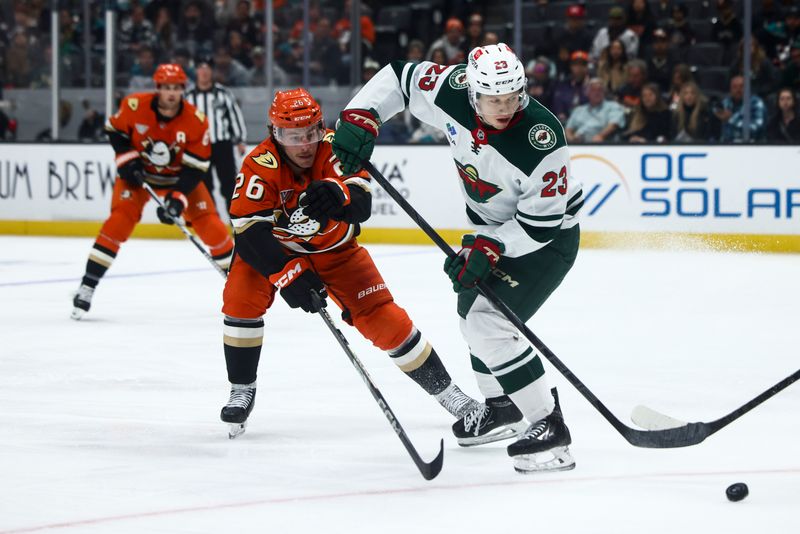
[726,482,749,502]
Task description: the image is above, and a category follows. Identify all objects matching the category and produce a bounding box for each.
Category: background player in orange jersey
[219,88,478,438]
[71,64,234,320]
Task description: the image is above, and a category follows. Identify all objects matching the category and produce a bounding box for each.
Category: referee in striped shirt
[184,56,247,212]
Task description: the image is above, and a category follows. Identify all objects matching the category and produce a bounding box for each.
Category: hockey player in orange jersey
[71,64,234,319]
[219,88,478,437]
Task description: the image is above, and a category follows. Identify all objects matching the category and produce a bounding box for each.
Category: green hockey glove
[443,234,505,293]
[331,108,380,174]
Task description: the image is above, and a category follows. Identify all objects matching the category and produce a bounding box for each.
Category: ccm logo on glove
[269,259,306,289]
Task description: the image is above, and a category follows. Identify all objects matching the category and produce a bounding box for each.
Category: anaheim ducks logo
[454,159,502,203]
[140,138,180,170]
[271,194,326,241]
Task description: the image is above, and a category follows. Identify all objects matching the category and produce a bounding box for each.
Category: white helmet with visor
[465,43,529,120]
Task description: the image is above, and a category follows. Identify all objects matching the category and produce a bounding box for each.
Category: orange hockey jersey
[105,92,210,187]
[230,132,371,254]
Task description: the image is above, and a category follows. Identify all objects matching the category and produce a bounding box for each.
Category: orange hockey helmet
[269,88,325,146]
[153,63,188,86]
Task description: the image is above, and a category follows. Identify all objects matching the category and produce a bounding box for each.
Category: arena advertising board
[1,144,798,236]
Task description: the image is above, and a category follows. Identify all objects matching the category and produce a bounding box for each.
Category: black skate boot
[434,383,482,419]
[452,395,528,446]
[220,382,256,439]
[507,388,575,473]
[71,284,95,320]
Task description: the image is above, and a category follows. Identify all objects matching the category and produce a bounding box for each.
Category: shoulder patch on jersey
[529,124,557,150]
[322,131,334,143]
[252,150,278,169]
[195,109,206,122]
[448,67,468,90]
[127,98,139,111]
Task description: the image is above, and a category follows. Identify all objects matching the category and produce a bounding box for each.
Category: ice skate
[434,383,481,418]
[507,389,575,473]
[220,382,256,439]
[71,284,95,320]
[452,395,527,446]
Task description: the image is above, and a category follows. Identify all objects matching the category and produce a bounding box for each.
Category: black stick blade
[418,439,445,480]
[622,422,712,448]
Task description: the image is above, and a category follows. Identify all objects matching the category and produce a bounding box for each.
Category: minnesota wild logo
[448,67,468,90]
[454,160,502,203]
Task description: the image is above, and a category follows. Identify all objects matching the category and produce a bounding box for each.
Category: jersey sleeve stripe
[515,210,563,222]
[402,62,416,101]
[343,176,371,192]
[182,151,210,172]
[516,212,563,228]
[514,216,561,242]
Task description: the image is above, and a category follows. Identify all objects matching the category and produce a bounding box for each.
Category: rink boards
[0,143,798,252]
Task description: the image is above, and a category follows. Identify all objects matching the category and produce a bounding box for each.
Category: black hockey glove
[301,178,350,221]
[117,157,145,187]
[268,257,327,313]
[156,191,188,225]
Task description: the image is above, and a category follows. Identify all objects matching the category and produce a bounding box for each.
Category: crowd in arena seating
[1,0,798,143]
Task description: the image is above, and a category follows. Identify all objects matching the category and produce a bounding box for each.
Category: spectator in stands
[712,0,743,64]
[553,50,590,122]
[668,63,694,108]
[129,45,157,89]
[590,6,639,63]
[717,75,767,142]
[248,46,289,86]
[214,45,250,87]
[784,8,800,56]
[665,3,695,62]
[623,82,671,142]
[781,41,800,93]
[406,40,425,63]
[652,0,675,21]
[171,47,196,83]
[153,6,176,63]
[177,1,214,58]
[766,87,800,142]
[597,39,629,94]
[309,17,343,85]
[462,13,485,56]
[672,81,720,142]
[430,47,447,66]
[5,29,37,87]
[617,59,649,109]
[729,36,780,98]
[35,100,72,141]
[290,2,320,41]
[428,17,466,65]
[58,9,82,86]
[527,57,556,110]
[482,32,500,46]
[565,77,627,142]
[118,4,157,64]
[646,28,677,94]
[227,30,252,69]
[333,1,376,48]
[226,0,261,47]
[77,99,105,142]
[554,4,593,57]
[627,0,657,51]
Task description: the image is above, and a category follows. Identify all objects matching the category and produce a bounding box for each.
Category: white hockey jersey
[345,60,583,257]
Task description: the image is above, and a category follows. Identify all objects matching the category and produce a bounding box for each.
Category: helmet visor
[272,121,325,146]
[471,88,530,118]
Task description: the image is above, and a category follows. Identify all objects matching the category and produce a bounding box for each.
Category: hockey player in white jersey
[331,44,583,473]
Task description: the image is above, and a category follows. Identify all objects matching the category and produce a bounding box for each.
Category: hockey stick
[309,290,444,480]
[631,369,800,431]
[362,160,799,449]
[142,182,228,279]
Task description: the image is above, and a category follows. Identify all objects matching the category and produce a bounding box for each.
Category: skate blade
[227,421,247,439]
[456,420,528,447]
[70,308,86,321]
[513,446,575,474]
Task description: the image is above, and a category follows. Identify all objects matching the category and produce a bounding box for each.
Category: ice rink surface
[1,236,798,534]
